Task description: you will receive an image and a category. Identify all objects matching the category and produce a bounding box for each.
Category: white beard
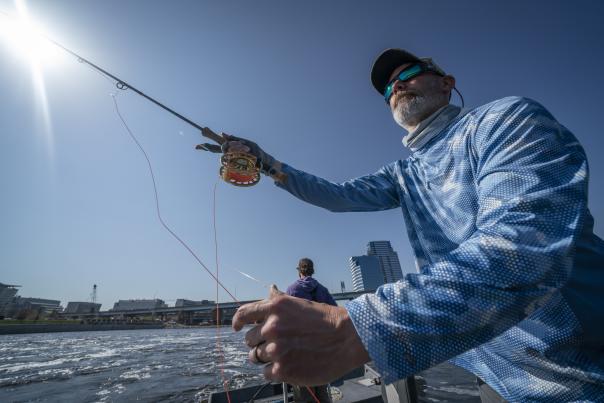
[391,88,447,131]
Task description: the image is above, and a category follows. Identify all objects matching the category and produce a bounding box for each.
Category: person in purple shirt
[286,258,337,307]
[286,258,336,403]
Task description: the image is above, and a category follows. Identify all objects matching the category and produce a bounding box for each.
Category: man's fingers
[249,340,279,365]
[195,143,222,153]
[269,284,283,298]
[263,362,282,383]
[200,127,225,145]
[225,141,251,153]
[244,324,263,347]
[248,341,263,364]
[232,299,272,331]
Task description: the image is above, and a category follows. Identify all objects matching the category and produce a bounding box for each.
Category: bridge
[61,290,374,325]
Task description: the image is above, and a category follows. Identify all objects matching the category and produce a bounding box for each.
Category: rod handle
[201,127,225,145]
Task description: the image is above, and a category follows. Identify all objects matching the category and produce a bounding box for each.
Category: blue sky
[1,0,603,310]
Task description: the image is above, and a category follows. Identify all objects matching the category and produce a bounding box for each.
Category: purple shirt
[286,276,337,306]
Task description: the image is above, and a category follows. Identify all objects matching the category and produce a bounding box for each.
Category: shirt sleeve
[275,164,401,212]
[345,98,590,383]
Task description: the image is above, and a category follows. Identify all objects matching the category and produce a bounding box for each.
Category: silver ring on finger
[253,343,267,365]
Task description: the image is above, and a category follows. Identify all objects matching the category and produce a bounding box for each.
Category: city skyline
[2,238,390,310]
[3,240,401,310]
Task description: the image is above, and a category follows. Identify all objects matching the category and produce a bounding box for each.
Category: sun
[0,1,60,66]
[0,0,58,160]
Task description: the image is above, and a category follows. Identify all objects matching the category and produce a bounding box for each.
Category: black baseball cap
[370,48,446,95]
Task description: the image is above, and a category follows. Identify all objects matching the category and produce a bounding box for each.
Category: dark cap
[370,48,446,95]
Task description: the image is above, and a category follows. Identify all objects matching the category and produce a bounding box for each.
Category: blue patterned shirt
[276,97,604,402]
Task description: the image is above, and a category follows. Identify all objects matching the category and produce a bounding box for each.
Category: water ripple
[0,328,261,402]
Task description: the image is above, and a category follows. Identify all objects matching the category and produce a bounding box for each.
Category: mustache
[392,91,420,107]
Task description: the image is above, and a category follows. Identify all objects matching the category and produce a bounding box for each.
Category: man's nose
[392,80,407,95]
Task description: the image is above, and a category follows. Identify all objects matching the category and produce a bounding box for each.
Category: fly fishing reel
[219,151,261,187]
[196,127,262,187]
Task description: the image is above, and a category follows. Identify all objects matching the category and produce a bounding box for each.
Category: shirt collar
[402,104,465,151]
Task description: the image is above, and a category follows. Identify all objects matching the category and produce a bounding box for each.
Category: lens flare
[0,2,60,65]
[0,1,58,160]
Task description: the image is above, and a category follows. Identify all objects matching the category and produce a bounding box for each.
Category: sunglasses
[383,64,441,104]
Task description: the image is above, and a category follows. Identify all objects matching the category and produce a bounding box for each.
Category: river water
[0,328,260,402]
[0,328,480,402]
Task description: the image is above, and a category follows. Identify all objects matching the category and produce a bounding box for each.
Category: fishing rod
[0,10,261,186]
[2,11,293,402]
[1,10,255,298]
[53,38,262,187]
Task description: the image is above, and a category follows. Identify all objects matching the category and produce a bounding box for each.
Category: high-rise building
[349,256,383,292]
[367,241,404,283]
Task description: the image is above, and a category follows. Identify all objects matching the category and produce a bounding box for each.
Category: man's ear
[442,75,456,93]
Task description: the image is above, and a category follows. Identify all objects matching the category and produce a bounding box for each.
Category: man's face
[387,63,452,130]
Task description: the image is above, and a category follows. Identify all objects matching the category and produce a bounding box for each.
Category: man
[222,49,604,401]
[285,258,336,402]
[286,258,337,307]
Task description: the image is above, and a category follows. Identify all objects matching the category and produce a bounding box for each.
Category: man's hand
[221,133,282,177]
[197,127,287,182]
[232,285,371,386]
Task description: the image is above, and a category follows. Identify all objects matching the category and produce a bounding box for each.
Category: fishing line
[306,385,321,402]
[110,73,318,403]
[248,381,272,403]
[110,94,238,303]
[1,10,316,399]
[112,95,236,401]
[213,182,233,402]
[232,269,271,288]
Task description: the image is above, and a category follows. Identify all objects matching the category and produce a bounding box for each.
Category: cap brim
[371,48,421,95]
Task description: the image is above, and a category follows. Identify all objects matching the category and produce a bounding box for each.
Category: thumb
[269,284,284,298]
[221,132,233,141]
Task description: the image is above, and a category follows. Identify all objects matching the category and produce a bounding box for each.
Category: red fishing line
[111,94,238,401]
